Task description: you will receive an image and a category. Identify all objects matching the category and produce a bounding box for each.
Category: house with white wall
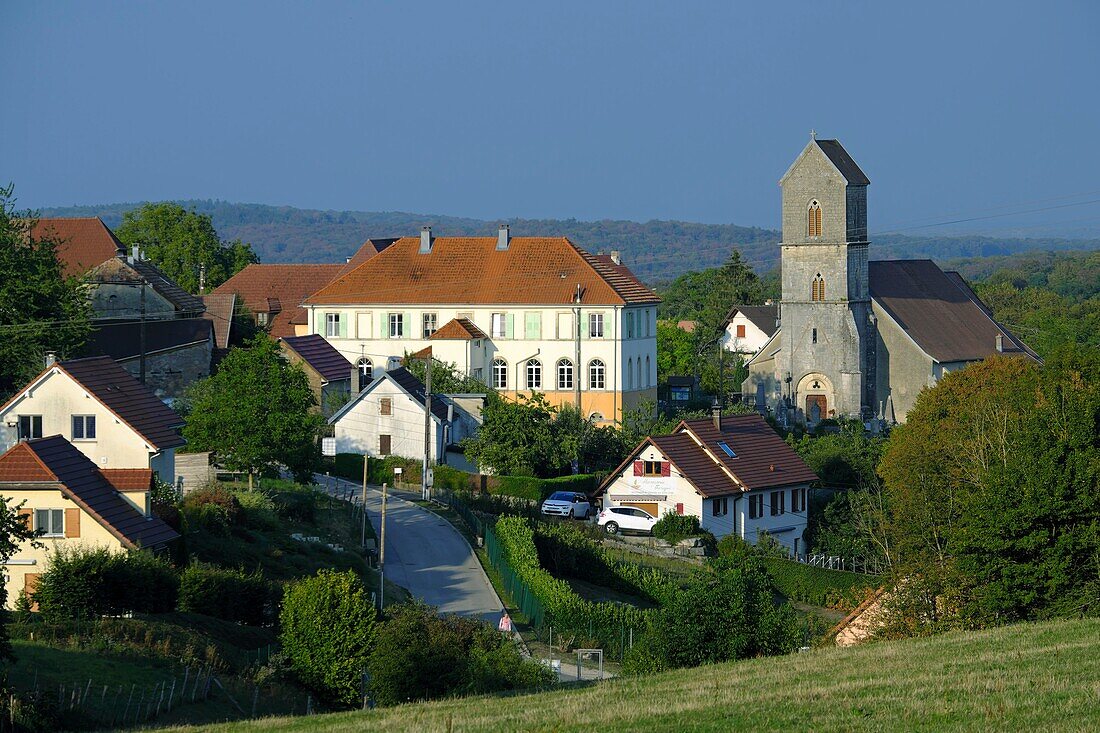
[0,356,186,485]
[302,227,660,424]
[720,304,778,355]
[0,435,178,608]
[329,367,483,466]
[594,410,818,554]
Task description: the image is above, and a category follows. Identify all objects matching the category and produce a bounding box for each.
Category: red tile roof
[101,468,154,492]
[307,237,660,306]
[201,293,236,348]
[211,264,344,338]
[32,217,124,278]
[1,357,186,450]
[337,238,400,277]
[429,318,489,340]
[279,334,353,383]
[0,437,177,548]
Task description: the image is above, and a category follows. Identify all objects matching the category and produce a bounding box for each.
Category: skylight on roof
[718,441,736,458]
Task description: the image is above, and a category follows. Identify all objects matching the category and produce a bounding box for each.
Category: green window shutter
[525,312,541,339]
[580,312,588,338]
[405,312,413,338]
[339,314,348,338]
[379,313,387,338]
[506,313,514,339]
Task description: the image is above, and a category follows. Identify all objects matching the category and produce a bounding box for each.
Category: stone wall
[117,341,211,401]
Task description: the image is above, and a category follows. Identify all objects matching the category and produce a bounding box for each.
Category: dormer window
[807,200,822,237]
[811,274,826,302]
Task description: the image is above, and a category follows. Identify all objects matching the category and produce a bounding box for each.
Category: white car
[597,506,658,535]
[540,491,592,519]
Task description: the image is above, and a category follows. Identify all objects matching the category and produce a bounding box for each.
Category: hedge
[34,547,178,621]
[762,557,880,612]
[178,564,277,625]
[434,465,599,501]
[332,454,421,486]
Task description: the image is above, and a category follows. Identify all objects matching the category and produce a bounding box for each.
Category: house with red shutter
[593,407,818,555]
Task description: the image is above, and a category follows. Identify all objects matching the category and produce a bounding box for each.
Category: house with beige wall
[0,356,186,485]
[1,435,178,608]
[303,228,660,424]
[594,410,818,554]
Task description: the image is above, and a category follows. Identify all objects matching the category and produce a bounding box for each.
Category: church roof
[814,140,870,185]
[869,260,1039,363]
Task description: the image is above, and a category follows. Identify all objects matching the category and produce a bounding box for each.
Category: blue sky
[2,1,1098,234]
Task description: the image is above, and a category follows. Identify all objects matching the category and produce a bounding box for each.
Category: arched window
[526,359,542,390]
[811,274,826,302]
[626,358,634,390]
[808,200,822,237]
[589,359,606,389]
[589,412,605,422]
[357,357,372,384]
[492,358,508,390]
[636,359,643,389]
[557,358,573,390]
[645,356,651,388]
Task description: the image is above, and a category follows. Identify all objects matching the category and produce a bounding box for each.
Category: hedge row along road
[316,474,503,622]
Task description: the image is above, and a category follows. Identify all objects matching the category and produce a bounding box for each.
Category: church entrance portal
[806,395,827,423]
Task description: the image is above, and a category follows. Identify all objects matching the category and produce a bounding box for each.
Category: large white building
[303,227,660,423]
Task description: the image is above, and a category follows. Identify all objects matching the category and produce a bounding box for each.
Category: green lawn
[156,617,1099,732]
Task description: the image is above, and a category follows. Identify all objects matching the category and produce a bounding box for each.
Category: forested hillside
[38,200,1100,283]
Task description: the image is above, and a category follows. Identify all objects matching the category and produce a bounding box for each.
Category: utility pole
[379,481,387,609]
[573,287,583,474]
[139,279,147,384]
[422,356,432,501]
[360,455,368,549]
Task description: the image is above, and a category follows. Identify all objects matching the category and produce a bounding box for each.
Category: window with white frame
[256,311,270,327]
[526,359,542,389]
[325,313,341,338]
[423,313,438,338]
[388,313,404,338]
[557,358,573,390]
[589,359,605,389]
[748,493,763,519]
[357,357,372,383]
[71,415,96,441]
[492,358,508,389]
[491,313,506,338]
[35,508,64,537]
[626,311,635,338]
[589,312,605,338]
[17,415,42,441]
[711,497,728,517]
[791,487,807,513]
[770,490,785,516]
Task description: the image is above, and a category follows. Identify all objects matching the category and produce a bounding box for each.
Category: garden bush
[231,489,281,530]
[761,557,879,612]
[178,564,276,625]
[181,483,242,534]
[266,483,322,523]
[280,569,378,706]
[34,547,178,621]
[368,601,554,707]
[652,513,701,544]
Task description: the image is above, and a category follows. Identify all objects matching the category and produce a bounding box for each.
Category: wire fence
[483,525,546,627]
[795,553,888,576]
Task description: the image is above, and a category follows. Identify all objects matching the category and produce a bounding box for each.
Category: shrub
[761,557,879,612]
[34,547,178,621]
[280,569,378,706]
[333,454,421,486]
[178,564,276,625]
[652,513,701,544]
[181,483,242,534]
[368,602,554,706]
[268,484,321,523]
[231,489,281,530]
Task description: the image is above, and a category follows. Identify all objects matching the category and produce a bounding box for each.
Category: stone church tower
[767,136,873,421]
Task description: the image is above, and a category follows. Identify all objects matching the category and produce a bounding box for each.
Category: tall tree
[115,203,258,293]
[0,184,92,400]
[183,335,322,485]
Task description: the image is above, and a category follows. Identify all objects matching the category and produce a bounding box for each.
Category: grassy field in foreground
[157,616,1100,733]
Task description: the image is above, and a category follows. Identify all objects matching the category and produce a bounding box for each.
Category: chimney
[44,351,57,368]
[610,250,621,266]
[419,226,433,254]
[711,398,722,430]
[497,224,510,251]
[345,256,352,264]
[996,334,1004,353]
[129,244,140,264]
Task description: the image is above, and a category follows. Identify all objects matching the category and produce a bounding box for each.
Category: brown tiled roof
[85,257,206,314]
[279,334,353,383]
[338,238,400,277]
[680,414,819,492]
[6,356,186,450]
[201,293,236,348]
[0,437,177,548]
[211,264,344,338]
[429,318,489,340]
[307,237,660,306]
[32,217,124,278]
[102,468,154,491]
[869,260,1039,363]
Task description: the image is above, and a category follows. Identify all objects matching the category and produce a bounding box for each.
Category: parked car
[540,491,592,519]
[597,506,658,535]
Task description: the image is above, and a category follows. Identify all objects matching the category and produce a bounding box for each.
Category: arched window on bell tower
[807,200,822,237]
[811,273,825,302]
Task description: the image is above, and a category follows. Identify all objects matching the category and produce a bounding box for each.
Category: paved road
[316,475,503,623]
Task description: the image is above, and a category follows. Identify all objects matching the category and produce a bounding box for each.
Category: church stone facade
[744,137,1038,425]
